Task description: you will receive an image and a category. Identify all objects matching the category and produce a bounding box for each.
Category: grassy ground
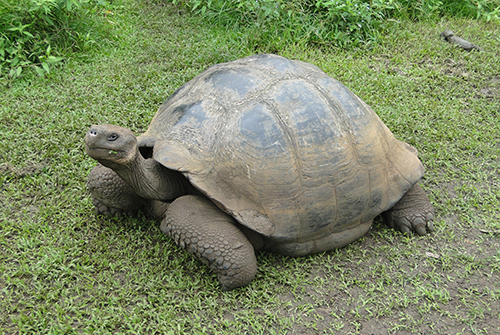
[1,0,499,334]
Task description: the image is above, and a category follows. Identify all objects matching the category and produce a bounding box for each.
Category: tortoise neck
[113,149,196,202]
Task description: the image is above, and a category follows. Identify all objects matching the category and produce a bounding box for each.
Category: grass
[0,0,112,78]
[1,0,499,334]
[168,0,500,50]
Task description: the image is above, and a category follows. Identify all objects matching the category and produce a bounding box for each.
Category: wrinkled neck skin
[103,148,196,202]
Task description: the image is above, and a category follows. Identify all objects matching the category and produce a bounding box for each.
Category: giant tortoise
[84,54,434,290]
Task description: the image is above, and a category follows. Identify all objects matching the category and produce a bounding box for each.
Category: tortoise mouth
[84,144,125,159]
[84,131,127,156]
[86,146,124,153]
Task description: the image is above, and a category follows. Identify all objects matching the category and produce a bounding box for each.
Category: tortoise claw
[400,225,411,235]
[415,220,427,236]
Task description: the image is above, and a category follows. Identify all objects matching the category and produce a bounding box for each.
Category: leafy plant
[393,0,500,20]
[312,0,400,46]
[170,0,499,49]
[169,0,400,49]
[0,0,110,79]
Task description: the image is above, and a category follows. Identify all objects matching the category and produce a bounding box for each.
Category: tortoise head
[84,124,138,168]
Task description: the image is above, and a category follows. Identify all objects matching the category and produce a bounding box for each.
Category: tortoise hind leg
[160,195,257,291]
[383,183,434,235]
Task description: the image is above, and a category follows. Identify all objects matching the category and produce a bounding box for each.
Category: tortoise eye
[108,133,119,141]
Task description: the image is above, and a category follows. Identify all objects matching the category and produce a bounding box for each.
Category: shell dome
[138,54,424,243]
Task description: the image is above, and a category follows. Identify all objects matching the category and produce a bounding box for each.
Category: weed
[0,0,110,78]
[170,0,500,50]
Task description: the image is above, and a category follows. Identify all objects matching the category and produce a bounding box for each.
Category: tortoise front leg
[87,163,146,217]
[383,183,434,235]
[160,195,257,291]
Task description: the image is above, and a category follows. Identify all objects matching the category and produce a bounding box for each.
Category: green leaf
[42,14,55,27]
[34,66,45,77]
[42,62,50,73]
[11,56,19,67]
[47,56,64,63]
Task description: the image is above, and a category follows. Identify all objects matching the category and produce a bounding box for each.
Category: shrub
[171,0,396,49]
[0,0,110,79]
[397,0,500,21]
[170,0,499,50]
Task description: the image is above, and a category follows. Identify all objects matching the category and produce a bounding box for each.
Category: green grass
[168,0,500,50]
[0,0,111,78]
[1,0,499,334]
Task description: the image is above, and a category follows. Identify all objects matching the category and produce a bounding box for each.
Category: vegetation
[171,0,500,49]
[1,0,499,333]
[2,0,498,78]
[0,0,110,78]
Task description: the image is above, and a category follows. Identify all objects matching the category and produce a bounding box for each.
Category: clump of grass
[170,0,500,50]
[171,0,398,49]
[0,0,111,79]
[398,0,500,20]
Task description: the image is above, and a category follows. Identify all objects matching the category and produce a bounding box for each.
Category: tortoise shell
[138,54,424,242]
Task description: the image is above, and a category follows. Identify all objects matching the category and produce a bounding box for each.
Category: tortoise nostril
[89,130,98,136]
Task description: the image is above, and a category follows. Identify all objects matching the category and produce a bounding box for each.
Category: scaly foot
[161,195,257,291]
[87,163,145,217]
[383,183,434,235]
